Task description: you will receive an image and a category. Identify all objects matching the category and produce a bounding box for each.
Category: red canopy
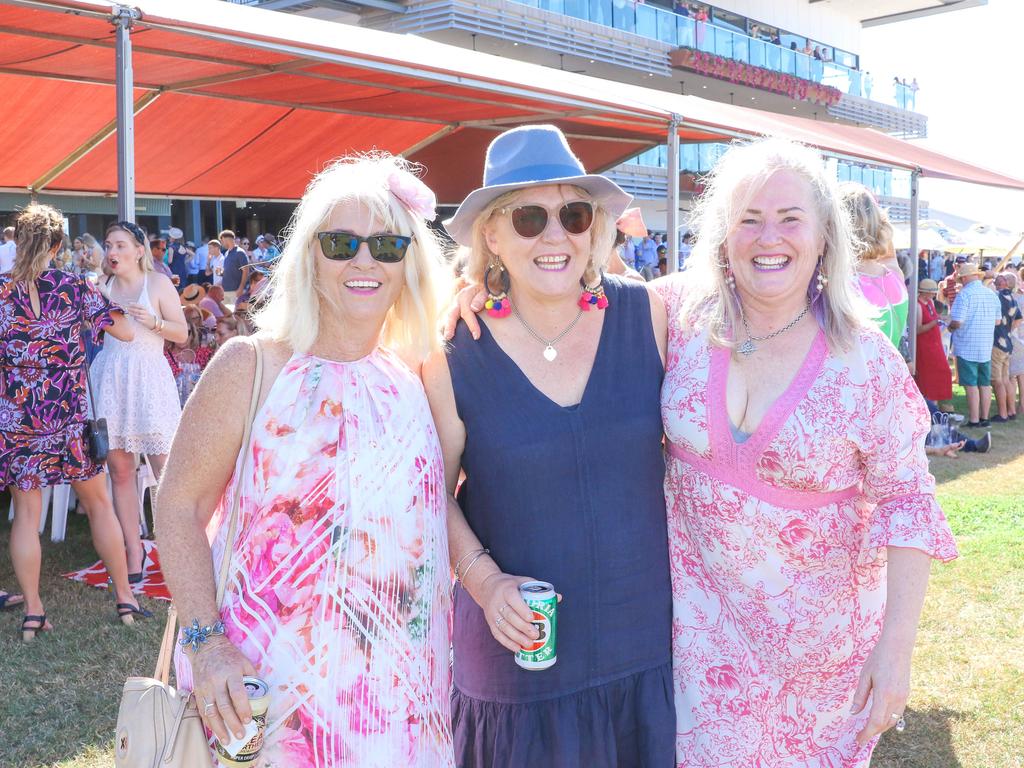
[0,0,1021,204]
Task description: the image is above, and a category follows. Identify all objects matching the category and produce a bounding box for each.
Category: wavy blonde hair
[680,138,871,352]
[252,153,449,361]
[12,203,64,284]
[840,182,893,262]
[463,184,616,290]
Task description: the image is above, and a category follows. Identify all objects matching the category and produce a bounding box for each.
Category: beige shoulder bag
[114,339,265,768]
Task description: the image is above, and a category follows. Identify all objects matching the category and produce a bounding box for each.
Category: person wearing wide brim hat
[425,124,674,766]
[180,283,206,306]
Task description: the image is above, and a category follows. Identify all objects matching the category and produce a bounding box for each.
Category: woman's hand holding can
[476,572,540,653]
[190,637,258,742]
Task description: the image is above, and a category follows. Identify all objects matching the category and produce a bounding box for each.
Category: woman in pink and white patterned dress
[654,140,957,767]
[157,155,454,767]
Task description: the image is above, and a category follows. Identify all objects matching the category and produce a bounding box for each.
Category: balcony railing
[629,142,897,201]
[510,0,918,111]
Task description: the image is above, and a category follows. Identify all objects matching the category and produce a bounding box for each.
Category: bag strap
[78,290,100,418]
[153,337,265,684]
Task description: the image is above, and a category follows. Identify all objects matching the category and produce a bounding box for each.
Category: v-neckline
[709,329,828,465]
[477,309,610,412]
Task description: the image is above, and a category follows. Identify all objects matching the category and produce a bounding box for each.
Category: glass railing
[630,143,894,198]
[509,0,918,111]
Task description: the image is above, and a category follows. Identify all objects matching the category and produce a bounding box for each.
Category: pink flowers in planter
[671,48,842,107]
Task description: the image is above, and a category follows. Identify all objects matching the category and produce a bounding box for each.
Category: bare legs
[107,449,167,575]
[73,473,136,606]
[9,488,44,619]
[994,379,1010,419]
[965,385,980,424]
[107,449,144,574]
[979,385,993,421]
[9,473,137,637]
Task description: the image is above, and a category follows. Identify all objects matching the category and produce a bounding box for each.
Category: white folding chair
[136,454,159,537]
[47,485,73,542]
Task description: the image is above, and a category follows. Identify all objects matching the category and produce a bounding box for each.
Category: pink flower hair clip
[387,169,437,222]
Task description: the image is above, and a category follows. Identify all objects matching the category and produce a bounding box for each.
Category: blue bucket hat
[443,125,632,246]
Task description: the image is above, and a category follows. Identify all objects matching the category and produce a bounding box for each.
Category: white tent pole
[113,5,140,223]
[666,115,680,274]
[909,170,920,367]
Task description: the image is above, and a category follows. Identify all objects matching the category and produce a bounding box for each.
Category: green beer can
[515,581,557,671]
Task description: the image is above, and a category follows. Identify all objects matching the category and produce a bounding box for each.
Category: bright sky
[860,0,1023,232]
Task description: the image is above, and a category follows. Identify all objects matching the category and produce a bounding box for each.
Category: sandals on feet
[0,591,25,611]
[117,602,154,625]
[127,549,149,585]
[21,614,52,642]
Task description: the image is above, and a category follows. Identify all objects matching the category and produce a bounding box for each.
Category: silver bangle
[459,551,490,587]
[454,547,488,582]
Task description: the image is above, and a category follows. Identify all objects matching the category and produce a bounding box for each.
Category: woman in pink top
[841,183,909,349]
[655,140,956,766]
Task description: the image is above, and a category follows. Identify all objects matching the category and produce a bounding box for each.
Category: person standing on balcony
[863,71,873,98]
[909,78,920,110]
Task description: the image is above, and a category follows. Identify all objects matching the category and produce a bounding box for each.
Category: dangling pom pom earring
[483,260,512,318]
[725,266,736,288]
[579,271,609,311]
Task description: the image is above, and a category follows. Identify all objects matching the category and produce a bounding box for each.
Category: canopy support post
[666,115,680,274]
[113,5,141,223]
[909,169,920,367]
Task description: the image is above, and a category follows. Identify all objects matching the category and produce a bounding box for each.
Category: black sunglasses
[316,231,412,263]
[499,201,594,239]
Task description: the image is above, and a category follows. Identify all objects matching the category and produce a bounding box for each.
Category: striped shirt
[950,280,1001,363]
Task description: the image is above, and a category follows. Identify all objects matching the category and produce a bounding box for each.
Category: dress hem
[453,658,672,705]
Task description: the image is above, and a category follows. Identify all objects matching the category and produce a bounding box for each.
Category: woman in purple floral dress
[0,204,151,641]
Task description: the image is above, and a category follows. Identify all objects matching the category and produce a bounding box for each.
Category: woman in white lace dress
[91,221,187,582]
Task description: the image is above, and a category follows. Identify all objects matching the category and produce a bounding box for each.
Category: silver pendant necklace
[510,298,585,361]
[739,300,810,357]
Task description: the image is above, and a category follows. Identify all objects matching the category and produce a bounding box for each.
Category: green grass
[0,510,163,768]
[0,387,1020,766]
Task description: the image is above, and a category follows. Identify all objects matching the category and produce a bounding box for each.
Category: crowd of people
[0,124,1003,767]
[0,215,261,639]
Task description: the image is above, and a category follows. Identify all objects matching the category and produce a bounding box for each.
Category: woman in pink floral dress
[654,140,957,767]
[157,155,454,767]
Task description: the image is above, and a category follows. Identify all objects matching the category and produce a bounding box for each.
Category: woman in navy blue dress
[424,125,674,767]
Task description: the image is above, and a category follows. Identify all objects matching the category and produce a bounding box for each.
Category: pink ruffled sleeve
[860,334,958,562]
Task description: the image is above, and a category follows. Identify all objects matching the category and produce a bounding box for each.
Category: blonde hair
[251,153,449,361]
[12,203,64,284]
[104,221,154,273]
[463,184,616,290]
[840,182,893,261]
[680,138,870,352]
